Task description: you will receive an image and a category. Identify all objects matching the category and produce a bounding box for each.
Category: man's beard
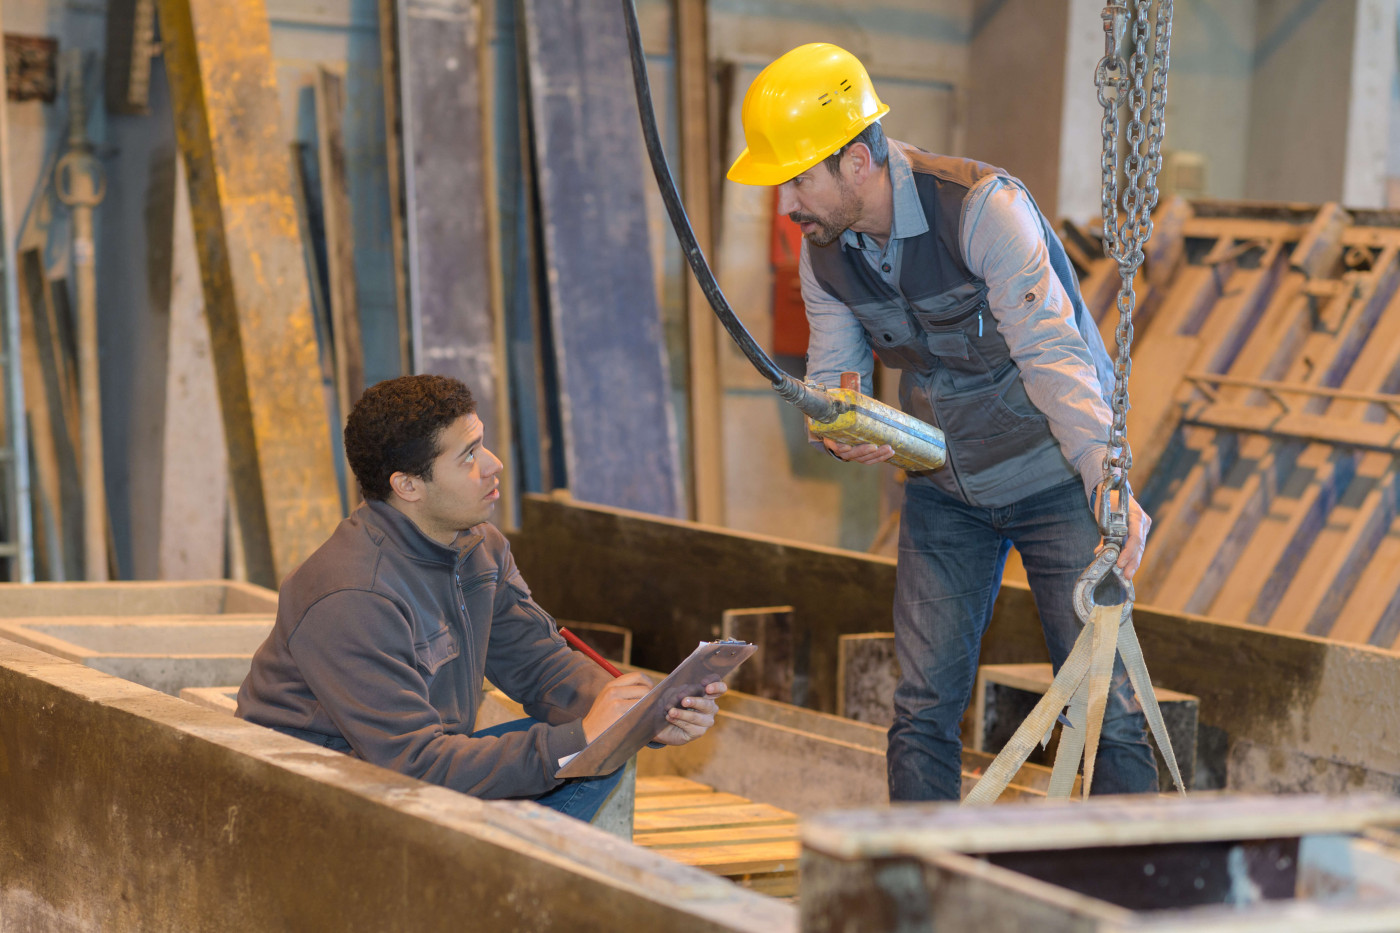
[789,181,862,247]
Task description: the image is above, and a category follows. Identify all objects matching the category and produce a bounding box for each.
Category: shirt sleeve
[287,588,595,800]
[962,176,1111,503]
[799,242,875,392]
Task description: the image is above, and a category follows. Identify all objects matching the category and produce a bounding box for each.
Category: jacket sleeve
[287,588,593,800]
[482,532,613,725]
[799,242,876,392]
[962,176,1112,504]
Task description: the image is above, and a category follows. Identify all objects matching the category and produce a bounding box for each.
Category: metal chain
[1094,0,1172,541]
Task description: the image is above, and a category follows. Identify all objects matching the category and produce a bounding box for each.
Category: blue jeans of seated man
[474,718,626,821]
[887,477,1159,801]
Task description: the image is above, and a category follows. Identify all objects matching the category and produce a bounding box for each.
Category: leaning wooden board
[520,0,682,518]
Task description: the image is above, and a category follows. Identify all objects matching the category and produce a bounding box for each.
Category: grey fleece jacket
[236,499,612,799]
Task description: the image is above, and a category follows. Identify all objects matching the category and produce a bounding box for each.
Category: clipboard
[554,639,756,779]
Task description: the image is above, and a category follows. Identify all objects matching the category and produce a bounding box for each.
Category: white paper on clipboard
[554,639,756,779]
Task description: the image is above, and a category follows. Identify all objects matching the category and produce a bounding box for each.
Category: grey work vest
[808,149,1114,508]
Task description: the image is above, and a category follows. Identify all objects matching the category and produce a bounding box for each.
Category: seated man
[237,374,722,820]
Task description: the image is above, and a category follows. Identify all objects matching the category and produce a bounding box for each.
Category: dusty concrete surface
[511,494,1400,794]
[0,637,793,933]
[0,580,278,616]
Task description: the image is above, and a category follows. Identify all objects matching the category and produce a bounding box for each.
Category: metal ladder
[0,7,35,583]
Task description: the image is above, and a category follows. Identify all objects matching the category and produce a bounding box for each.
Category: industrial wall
[4,0,1399,581]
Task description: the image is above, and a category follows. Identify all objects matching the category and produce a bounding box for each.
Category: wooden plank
[313,66,364,509]
[1225,246,1400,635]
[391,0,513,528]
[15,249,81,581]
[633,823,799,849]
[662,840,799,875]
[374,0,411,375]
[633,803,795,833]
[521,0,682,518]
[801,793,1400,859]
[156,0,342,586]
[1135,428,1238,604]
[1178,441,1300,615]
[1209,446,1356,624]
[634,775,715,797]
[634,792,751,811]
[1124,247,1258,482]
[1283,457,1397,635]
[673,0,724,525]
[155,157,228,580]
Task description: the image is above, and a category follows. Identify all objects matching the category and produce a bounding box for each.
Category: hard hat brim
[726,148,808,187]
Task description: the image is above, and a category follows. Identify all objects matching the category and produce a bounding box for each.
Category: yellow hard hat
[727,43,889,187]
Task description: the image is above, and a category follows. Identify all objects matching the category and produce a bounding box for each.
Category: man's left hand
[1115,493,1152,582]
[651,680,727,746]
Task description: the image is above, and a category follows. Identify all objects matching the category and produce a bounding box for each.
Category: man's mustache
[789,212,820,225]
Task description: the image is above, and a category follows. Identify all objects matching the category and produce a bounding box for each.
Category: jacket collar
[359,499,484,566]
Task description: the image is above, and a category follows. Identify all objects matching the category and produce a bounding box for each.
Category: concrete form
[0,580,276,695]
[0,636,793,932]
[800,793,1400,931]
[510,493,1400,795]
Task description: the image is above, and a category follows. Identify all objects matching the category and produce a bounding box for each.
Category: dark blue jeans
[887,477,1158,801]
[474,718,627,821]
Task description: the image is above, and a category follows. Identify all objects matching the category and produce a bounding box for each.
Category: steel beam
[155,0,341,586]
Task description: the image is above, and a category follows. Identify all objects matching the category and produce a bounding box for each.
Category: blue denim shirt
[799,142,1112,503]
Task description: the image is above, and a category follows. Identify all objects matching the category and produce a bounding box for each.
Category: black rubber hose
[618,0,839,422]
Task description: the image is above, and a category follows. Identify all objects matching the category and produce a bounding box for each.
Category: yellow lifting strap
[964,547,1185,803]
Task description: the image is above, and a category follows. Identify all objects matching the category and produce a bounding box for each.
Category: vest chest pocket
[415,624,460,678]
[852,302,931,372]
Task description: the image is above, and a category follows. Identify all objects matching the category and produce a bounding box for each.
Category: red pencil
[559,627,623,678]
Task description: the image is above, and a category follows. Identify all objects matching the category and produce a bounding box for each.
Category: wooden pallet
[1006,199,1400,652]
[632,775,800,898]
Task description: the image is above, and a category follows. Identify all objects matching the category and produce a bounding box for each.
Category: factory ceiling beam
[155,0,342,587]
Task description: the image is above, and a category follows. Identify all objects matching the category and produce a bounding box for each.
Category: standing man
[238,374,723,820]
[727,44,1156,800]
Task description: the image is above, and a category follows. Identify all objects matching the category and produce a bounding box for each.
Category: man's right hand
[581,672,654,743]
[823,437,896,464]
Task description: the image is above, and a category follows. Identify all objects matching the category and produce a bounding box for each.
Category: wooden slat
[1230,247,1400,634]
[156,0,341,586]
[634,775,715,798]
[662,840,800,876]
[1283,457,1398,635]
[633,823,799,849]
[633,792,751,812]
[521,0,682,518]
[1135,428,1238,603]
[313,66,364,509]
[391,0,513,527]
[1209,446,1355,624]
[1127,240,1272,482]
[802,793,1400,858]
[633,803,795,833]
[673,0,724,525]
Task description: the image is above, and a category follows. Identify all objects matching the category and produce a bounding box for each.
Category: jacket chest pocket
[415,624,460,678]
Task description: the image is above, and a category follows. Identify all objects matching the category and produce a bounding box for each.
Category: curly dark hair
[344,375,477,501]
